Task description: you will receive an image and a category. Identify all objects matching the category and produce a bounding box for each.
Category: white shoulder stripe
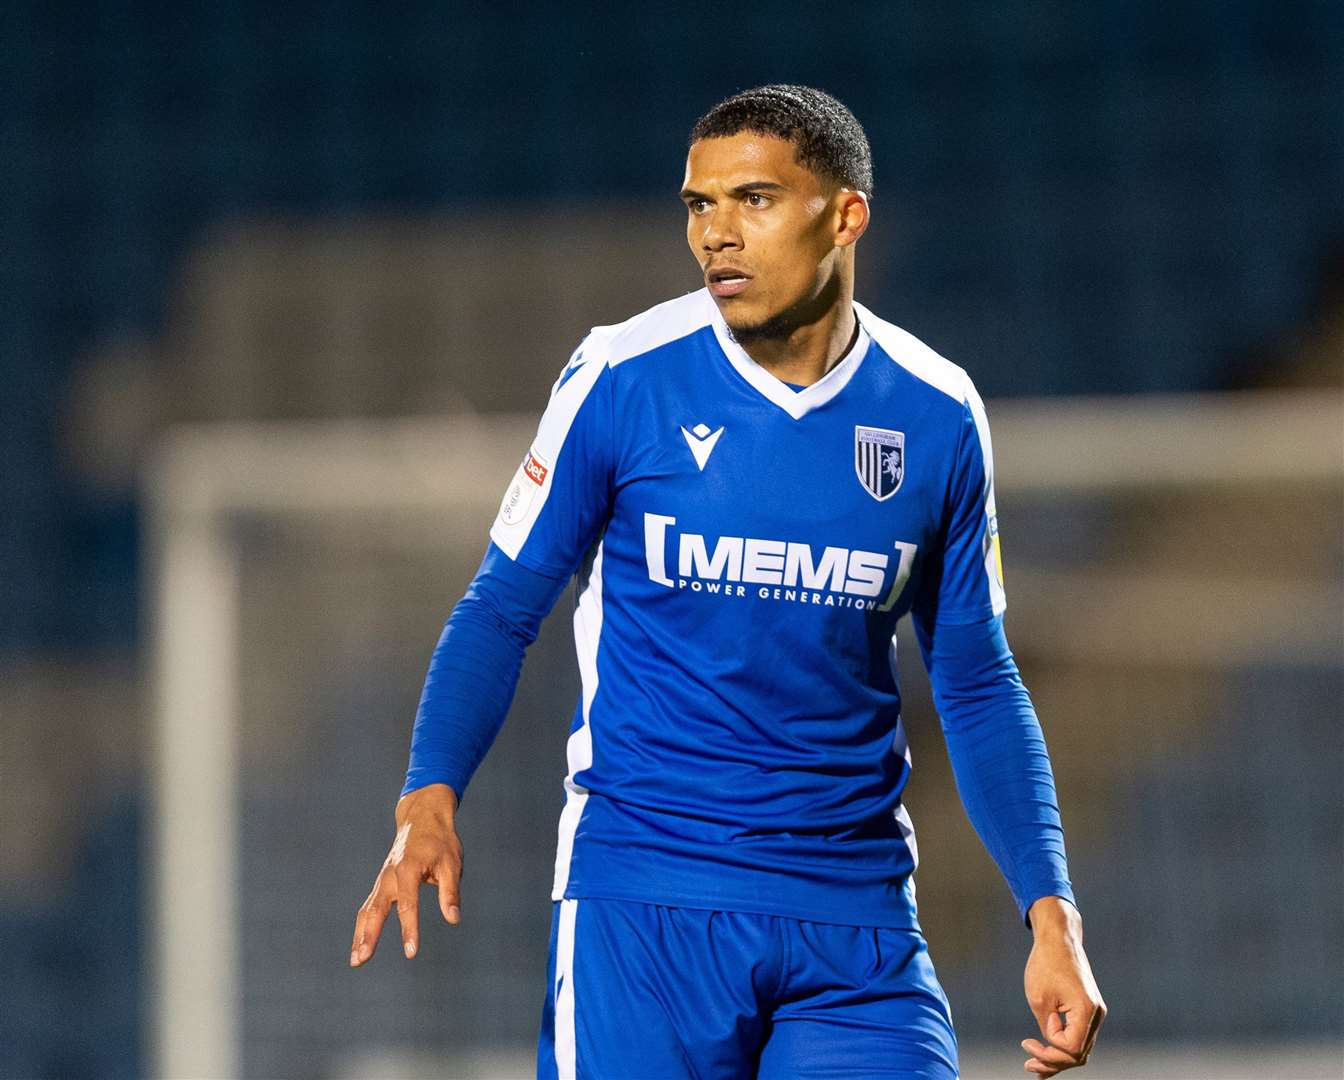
[491,290,705,561]
[854,301,1006,615]
[489,350,607,560]
[853,300,972,404]
[584,290,711,368]
[534,351,607,461]
[963,377,995,495]
[965,377,1006,613]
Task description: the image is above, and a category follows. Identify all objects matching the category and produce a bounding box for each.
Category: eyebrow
[680,181,789,202]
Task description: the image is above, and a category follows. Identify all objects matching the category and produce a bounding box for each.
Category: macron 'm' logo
[680,423,724,471]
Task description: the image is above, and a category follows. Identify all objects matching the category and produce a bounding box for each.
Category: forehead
[683,131,823,192]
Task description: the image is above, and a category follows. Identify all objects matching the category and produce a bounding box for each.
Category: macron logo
[680,423,724,471]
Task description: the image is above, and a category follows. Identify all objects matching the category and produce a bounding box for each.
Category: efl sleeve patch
[489,347,615,573]
[496,447,550,528]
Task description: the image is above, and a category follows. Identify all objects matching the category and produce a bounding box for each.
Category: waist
[552,792,922,930]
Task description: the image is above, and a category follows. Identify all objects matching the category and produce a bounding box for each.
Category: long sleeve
[914,611,1077,928]
[401,541,572,804]
[403,334,616,804]
[905,376,1074,927]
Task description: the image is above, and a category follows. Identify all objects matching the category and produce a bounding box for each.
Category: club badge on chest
[855,426,905,501]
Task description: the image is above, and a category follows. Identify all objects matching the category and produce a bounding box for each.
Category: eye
[687,198,710,214]
[745,192,771,208]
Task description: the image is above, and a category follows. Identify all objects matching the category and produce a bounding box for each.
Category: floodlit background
[2,4,1341,1078]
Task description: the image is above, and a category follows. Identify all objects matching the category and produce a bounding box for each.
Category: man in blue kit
[352,85,1106,1079]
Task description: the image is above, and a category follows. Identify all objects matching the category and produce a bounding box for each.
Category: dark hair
[689,84,873,196]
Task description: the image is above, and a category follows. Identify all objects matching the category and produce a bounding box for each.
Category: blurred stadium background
[1,3,1341,1078]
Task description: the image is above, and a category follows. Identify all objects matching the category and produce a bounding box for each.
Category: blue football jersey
[488,288,1007,928]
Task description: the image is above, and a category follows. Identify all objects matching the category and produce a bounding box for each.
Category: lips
[706,265,752,298]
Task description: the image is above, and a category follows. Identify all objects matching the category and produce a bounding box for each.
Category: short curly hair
[689,84,873,196]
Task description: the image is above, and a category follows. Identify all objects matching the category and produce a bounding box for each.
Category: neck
[732,271,858,387]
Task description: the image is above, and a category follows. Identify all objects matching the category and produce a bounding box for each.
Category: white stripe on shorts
[555,899,578,1080]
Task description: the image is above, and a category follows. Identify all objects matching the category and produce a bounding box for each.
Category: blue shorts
[536,897,959,1079]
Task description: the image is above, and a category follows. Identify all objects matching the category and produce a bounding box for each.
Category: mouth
[705,265,752,298]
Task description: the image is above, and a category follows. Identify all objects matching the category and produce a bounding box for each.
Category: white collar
[705,289,871,420]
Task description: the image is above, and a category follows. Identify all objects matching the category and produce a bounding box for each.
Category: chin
[723,304,791,345]
[713,296,766,330]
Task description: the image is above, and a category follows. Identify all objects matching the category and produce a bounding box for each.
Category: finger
[351,875,394,966]
[1043,1006,1088,1059]
[435,858,462,925]
[1021,1038,1080,1069]
[1077,1000,1105,1060]
[1067,1004,1105,1062]
[395,870,421,958]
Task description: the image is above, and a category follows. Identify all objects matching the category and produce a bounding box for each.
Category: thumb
[436,861,462,925]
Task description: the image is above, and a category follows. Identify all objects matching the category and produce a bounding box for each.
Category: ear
[834,190,870,248]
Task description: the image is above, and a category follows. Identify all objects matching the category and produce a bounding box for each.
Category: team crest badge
[855,426,904,501]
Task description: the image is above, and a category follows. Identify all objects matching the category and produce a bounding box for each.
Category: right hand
[350,783,463,967]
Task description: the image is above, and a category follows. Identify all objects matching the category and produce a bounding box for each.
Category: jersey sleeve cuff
[400,769,467,806]
[1020,885,1080,929]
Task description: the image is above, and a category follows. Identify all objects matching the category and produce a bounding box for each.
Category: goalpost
[147,391,1341,1079]
[147,416,532,1080]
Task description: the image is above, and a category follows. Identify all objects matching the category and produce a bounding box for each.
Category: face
[681,131,866,337]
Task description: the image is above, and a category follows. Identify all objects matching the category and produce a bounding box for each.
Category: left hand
[1020,896,1106,1076]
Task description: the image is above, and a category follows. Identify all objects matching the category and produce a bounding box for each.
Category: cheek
[756,236,817,294]
[749,215,820,270]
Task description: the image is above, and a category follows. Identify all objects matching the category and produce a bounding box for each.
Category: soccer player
[351,85,1106,1079]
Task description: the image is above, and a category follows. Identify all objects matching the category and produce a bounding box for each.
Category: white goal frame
[146,390,1342,1079]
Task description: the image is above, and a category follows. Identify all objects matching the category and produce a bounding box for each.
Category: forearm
[401,606,527,802]
[402,542,570,803]
[916,613,1076,927]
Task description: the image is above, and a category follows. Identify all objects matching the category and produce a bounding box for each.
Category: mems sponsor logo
[643,512,917,612]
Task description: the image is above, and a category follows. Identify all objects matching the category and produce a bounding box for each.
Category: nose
[699,205,742,253]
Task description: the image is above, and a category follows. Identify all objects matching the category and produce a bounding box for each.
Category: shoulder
[855,300,995,472]
[545,290,710,405]
[580,289,713,370]
[854,300,980,409]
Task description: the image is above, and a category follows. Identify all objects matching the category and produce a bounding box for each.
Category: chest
[611,365,953,557]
